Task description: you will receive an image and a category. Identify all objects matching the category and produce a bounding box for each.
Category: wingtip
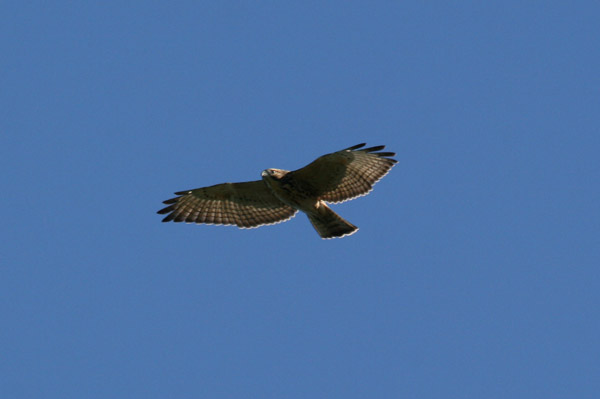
[157,204,175,215]
[345,143,366,151]
[161,213,176,222]
[363,145,386,153]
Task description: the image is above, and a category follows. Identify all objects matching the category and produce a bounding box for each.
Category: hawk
[158,143,397,239]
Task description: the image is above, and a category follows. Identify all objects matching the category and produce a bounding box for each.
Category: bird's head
[261,168,288,181]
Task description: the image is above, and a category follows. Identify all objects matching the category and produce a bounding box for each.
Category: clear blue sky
[2,1,599,398]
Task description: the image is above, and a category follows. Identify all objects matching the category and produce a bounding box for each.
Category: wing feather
[289,144,397,203]
[157,180,297,228]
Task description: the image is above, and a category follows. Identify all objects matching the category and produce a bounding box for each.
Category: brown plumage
[157,143,397,239]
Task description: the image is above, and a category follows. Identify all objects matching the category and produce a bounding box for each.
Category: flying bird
[157,143,397,239]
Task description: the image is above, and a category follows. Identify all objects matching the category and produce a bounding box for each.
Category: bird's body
[260,167,359,237]
[158,143,397,239]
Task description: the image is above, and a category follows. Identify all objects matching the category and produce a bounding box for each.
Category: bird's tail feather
[307,203,358,239]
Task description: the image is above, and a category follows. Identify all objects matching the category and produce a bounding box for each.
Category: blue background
[2,1,599,398]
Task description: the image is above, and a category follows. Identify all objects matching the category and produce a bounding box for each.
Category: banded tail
[307,203,358,239]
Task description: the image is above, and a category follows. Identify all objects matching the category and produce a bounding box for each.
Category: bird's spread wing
[289,143,397,203]
[157,180,297,228]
